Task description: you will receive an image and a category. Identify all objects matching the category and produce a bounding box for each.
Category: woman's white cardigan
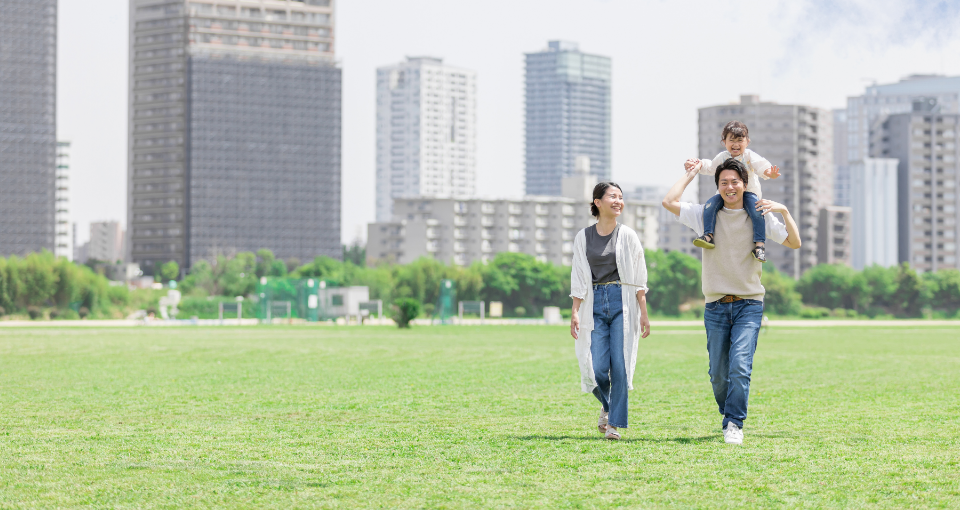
[569,224,649,393]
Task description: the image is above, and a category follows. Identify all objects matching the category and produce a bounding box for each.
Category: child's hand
[684,158,701,173]
[763,165,781,179]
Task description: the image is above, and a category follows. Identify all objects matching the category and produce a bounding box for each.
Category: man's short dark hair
[715,158,749,189]
[721,120,749,141]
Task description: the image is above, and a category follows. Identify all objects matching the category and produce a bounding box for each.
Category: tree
[645,249,702,316]
[761,265,802,315]
[893,262,931,318]
[862,264,899,310]
[796,263,869,311]
[159,260,180,282]
[343,242,366,266]
[924,269,960,314]
[478,253,568,316]
[392,298,421,328]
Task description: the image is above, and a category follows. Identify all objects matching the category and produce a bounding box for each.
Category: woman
[570,182,651,440]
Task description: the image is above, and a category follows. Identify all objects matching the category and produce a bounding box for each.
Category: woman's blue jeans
[703,298,763,429]
[590,283,628,428]
[703,192,765,243]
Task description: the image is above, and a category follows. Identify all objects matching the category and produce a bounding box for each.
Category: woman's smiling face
[594,187,624,219]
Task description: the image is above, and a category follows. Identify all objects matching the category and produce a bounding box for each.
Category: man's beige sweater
[702,208,764,303]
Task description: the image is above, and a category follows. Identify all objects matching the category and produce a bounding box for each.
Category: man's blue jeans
[591,283,628,429]
[703,298,763,429]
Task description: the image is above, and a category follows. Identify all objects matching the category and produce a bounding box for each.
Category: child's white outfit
[697,149,772,199]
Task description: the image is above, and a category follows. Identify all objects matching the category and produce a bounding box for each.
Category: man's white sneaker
[723,423,743,445]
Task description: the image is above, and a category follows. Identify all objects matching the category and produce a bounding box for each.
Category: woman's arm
[571,297,582,340]
[636,290,650,338]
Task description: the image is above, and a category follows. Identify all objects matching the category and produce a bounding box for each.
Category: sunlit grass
[0,325,957,508]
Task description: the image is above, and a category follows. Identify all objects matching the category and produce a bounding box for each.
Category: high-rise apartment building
[833,109,850,207]
[698,95,833,278]
[88,221,125,264]
[129,0,341,275]
[375,57,476,222]
[55,141,72,260]
[0,0,57,256]
[850,158,899,269]
[524,41,611,196]
[871,106,960,272]
[844,75,960,165]
[816,206,852,266]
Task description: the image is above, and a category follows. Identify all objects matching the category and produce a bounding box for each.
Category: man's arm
[757,199,802,250]
[662,165,700,217]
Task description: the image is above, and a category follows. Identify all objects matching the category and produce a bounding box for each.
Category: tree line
[1,249,958,320]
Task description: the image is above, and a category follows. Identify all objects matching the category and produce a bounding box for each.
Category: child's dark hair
[591,181,623,218]
[721,120,749,141]
[714,159,749,189]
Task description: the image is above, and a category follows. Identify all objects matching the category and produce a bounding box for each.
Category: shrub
[26,306,42,320]
[422,303,436,317]
[78,306,89,319]
[0,306,5,316]
[48,309,60,320]
[514,306,526,317]
[799,306,831,319]
[392,298,421,328]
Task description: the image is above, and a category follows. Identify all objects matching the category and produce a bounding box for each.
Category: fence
[256,278,321,322]
[459,301,485,323]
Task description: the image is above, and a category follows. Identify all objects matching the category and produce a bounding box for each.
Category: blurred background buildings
[375,56,477,222]
[128,0,340,276]
[524,41,611,196]
[0,0,58,256]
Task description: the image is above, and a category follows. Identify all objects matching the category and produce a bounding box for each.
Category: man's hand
[570,311,580,340]
[684,158,701,173]
[756,199,788,216]
[763,165,781,180]
[640,314,650,338]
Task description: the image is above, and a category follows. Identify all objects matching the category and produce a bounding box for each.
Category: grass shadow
[514,435,717,444]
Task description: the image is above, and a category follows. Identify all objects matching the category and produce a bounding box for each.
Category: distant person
[683,121,781,262]
[570,182,651,440]
[662,159,801,445]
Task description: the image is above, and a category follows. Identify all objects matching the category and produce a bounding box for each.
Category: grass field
[1,325,958,509]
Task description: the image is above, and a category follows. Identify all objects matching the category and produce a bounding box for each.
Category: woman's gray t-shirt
[586,224,620,284]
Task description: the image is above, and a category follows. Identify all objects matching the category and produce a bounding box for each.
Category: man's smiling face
[717,169,745,208]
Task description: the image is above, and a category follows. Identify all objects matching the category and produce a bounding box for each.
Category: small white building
[318,286,370,320]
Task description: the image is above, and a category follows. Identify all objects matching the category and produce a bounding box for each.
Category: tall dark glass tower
[0,0,57,255]
[524,41,611,196]
[129,0,341,274]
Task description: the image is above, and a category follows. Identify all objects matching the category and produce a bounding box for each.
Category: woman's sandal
[752,245,767,263]
[693,233,715,249]
[598,409,609,434]
[604,426,621,440]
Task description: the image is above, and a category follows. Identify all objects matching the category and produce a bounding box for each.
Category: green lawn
[1,325,958,509]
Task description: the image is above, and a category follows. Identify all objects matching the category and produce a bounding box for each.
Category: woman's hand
[570,311,580,340]
[640,313,651,338]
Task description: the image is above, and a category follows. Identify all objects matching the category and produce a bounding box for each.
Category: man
[662,159,801,445]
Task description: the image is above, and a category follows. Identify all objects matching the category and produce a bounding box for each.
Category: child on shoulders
[683,120,780,262]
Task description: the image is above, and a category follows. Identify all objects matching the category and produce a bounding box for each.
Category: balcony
[481,203,495,214]
[535,218,548,228]
[508,204,522,215]
[508,217,521,227]
[481,216,495,227]
[454,216,467,226]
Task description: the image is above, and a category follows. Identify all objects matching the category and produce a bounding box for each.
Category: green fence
[256,278,324,321]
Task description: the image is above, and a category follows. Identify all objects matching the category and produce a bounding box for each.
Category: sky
[59,0,960,245]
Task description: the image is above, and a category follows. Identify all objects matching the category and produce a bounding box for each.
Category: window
[241,7,262,18]
[332,295,343,306]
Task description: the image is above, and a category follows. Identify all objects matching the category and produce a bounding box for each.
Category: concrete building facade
[871,109,960,272]
[375,57,477,222]
[55,141,72,260]
[88,221,125,263]
[129,0,341,275]
[0,0,57,256]
[367,168,658,267]
[524,41,611,196]
[698,95,833,278]
[851,158,899,269]
[817,206,852,266]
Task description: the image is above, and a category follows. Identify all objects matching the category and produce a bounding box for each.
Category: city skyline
[56,0,960,248]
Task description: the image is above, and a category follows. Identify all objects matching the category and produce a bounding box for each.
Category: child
[683,120,780,262]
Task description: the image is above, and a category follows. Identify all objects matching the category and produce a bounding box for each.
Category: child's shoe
[752,245,766,263]
[693,233,715,249]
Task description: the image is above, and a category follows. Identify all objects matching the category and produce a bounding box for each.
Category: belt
[593,281,622,286]
[718,295,743,303]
